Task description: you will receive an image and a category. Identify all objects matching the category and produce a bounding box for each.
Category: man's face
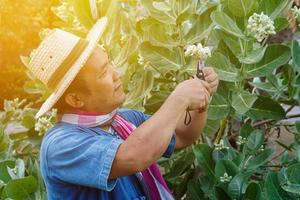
[75,46,126,113]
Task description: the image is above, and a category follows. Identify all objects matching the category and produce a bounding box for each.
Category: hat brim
[35,17,108,119]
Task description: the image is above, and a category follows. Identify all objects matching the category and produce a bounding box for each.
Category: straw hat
[27,17,108,119]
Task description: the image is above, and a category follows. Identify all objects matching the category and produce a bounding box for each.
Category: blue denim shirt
[40,109,176,200]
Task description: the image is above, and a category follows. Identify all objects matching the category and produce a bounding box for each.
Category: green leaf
[4,176,37,200]
[232,92,257,115]
[204,119,220,136]
[228,174,248,200]
[140,0,176,24]
[152,1,171,12]
[240,124,254,139]
[270,0,293,20]
[258,0,293,20]
[213,29,241,57]
[242,182,261,200]
[245,96,286,121]
[140,42,181,74]
[206,52,238,82]
[184,9,214,44]
[0,161,15,183]
[247,44,291,78]
[292,40,300,72]
[186,179,205,199]
[228,0,257,17]
[73,0,94,29]
[211,10,244,38]
[215,186,232,200]
[280,163,300,194]
[245,130,264,153]
[124,70,154,109]
[215,160,239,180]
[274,18,289,32]
[193,144,215,180]
[138,18,178,49]
[239,45,268,65]
[246,148,275,171]
[208,94,230,120]
[265,172,284,200]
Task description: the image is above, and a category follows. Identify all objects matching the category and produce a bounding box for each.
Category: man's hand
[170,78,211,111]
[203,67,219,95]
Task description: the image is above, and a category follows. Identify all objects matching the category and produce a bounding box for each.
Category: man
[28,18,219,199]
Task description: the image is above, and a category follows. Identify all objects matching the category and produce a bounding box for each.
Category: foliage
[2,0,300,199]
[0,98,55,199]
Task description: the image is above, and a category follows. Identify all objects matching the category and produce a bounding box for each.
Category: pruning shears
[184,60,206,125]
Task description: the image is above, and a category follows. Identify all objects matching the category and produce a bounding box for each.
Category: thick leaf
[211,10,244,38]
[246,148,275,171]
[206,52,238,82]
[204,119,220,136]
[184,8,214,44]
[258,0,292,20]
[228,174,248,200]
[239,45,268,65]
[274,18,289,32]
[144,90,170,113]
[193,144,215,180]
[231,92,257,115]
[245,96,286,121]
[242,182,261,200]
[140,0,176,24]
[73,0,94,29]
[280,163,300,194]
[213,29,241,57]
[0,161,15,183]
[292,40,300,71]
[240,124,254,139]
[208,94,230,120]
[214,186,232,200]
[228,0,257,17]
[124,70,154,109]
[265,172,284,200]
[186,179,205,200]
[4,176,37,200]
[215,160,239,180]
[244,130,264,154]
[140,42,181,74]
[247,45,291,78]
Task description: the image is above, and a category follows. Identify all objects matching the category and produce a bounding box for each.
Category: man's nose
[112,68,121,80]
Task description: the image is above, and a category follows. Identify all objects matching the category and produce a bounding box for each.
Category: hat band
[48,38,89,90]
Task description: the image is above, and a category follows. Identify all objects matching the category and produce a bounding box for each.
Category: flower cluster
[247,12,276,42]
[184,43,211,60]
[220,172,232,183]
[236,136,247,145]
[214,139,229,151]
[137,54,145,66]
[4,98,28,121]
[291,6,300,20]
[35,109,57,136]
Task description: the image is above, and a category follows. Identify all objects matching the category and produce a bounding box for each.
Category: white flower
[137,54,145,66]
[4,98,27,121]
[237,136,247,145]
[220,172,232,183]
[247,12,276,42]
[214,139,229,151]
[184,43,211,60]
[34,109,57,136]
[291,6,300,19]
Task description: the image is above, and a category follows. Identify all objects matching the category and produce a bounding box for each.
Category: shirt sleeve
[119,109,176,158]
[46,128,123,191]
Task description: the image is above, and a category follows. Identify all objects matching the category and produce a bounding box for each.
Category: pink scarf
[61,110,174,200]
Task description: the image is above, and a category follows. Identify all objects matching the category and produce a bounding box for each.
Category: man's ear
[64,93,85,108]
